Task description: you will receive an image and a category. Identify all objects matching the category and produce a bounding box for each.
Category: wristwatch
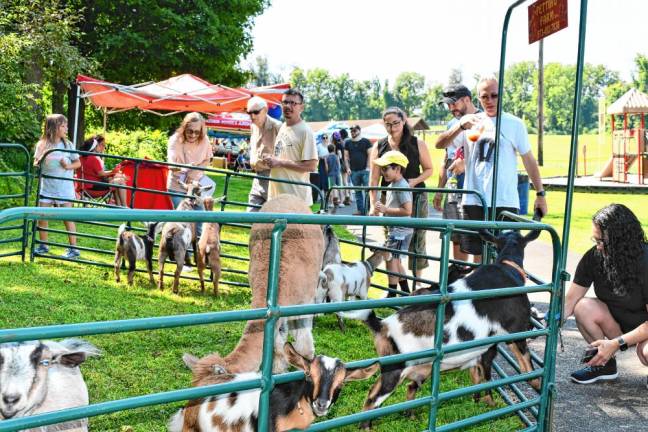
[616,336,628,351]
[536,190,546,197]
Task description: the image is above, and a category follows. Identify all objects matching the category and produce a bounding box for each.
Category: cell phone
[581,346,598,363]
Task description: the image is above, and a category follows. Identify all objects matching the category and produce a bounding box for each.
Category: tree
[633,53,648,93]
[502,61,537,131]
[248,55,283,87]
[392,72,425,115]
[421,84,450,123]
[448,68,463,86]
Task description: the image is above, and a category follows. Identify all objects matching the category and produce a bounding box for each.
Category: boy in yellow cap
[373,150,413,297]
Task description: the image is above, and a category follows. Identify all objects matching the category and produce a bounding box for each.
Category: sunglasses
[281,100,302,107]
[479,93,499,101]
[384,120,402,128]
[247,109,262,115]
[185,129,201,136]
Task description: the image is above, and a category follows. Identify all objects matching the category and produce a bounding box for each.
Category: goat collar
[361,260,373,274]
[501,260,526,281]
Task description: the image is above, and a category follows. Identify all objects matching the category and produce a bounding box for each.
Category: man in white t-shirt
[444,76,548,261]
[264,89,318,206]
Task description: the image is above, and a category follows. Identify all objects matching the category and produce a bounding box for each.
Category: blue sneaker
[570,357,617,384]
[34,244,49,254]
[62,248,80,260]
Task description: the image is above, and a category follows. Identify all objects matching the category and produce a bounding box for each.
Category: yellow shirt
[269,120,317,205]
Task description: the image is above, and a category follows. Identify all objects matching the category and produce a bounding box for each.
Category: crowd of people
[32,87,648,389]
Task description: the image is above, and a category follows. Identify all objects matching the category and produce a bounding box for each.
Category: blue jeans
[350,170,369,214]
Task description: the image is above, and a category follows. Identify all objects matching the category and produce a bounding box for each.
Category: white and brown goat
[158,181,211,294]
[169,342,379,432]
[317,249,391,331]
[343,227,542,429]
[114,222,160,285]
[196,197,221,296]
[0,339,100,432]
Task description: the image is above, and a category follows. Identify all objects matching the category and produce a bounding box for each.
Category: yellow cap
[373,150,408,168]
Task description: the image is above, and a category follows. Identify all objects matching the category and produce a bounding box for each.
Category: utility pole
[537,39,544,166]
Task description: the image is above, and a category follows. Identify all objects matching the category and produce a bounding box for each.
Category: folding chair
[75,165,115,207]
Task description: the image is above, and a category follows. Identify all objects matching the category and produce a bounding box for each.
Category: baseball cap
[439,84,472,105]
[373,150,408,168]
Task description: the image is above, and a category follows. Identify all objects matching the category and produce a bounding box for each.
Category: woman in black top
[565,204,648,384]
[368,107,433,288]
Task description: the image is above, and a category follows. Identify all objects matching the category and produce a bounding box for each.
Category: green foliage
[392,71,426,115]
[87,128,169,168]
[633,53,648,93]
[422,84,452,124]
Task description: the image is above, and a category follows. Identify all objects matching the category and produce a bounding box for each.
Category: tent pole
[103,107,108,133]
[73,85,81,147]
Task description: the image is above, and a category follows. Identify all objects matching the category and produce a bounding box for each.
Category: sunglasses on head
[247,109,262,115]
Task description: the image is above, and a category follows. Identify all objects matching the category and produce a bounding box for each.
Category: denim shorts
[385,232,413,259]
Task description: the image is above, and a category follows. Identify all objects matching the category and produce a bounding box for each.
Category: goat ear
[182,353,199,370]
[56,351,88,368]
[345,362,380,382]
[523,228,542,243]
[318,271,328,289]
[478,229,498,245]
[284,342,310,373]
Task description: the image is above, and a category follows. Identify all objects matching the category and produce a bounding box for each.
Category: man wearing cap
[246,96,282,211]
[439,76,547,263]
[263,88,318,205]
[433,84,479,262]
[344,125,372,215]
[372,150,413,297]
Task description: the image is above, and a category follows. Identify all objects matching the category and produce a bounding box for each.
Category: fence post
[257,219,287,431]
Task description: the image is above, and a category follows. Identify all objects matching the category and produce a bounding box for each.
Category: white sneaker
[338,203,345,208]
[181,265,194,273]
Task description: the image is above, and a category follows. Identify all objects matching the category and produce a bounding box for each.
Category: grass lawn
[0,171,524,431]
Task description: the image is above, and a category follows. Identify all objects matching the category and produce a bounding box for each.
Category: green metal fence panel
[0,206,561,431]
[0,144,31,261]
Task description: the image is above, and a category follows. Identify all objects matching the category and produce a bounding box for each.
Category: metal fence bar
[0,144,31,261]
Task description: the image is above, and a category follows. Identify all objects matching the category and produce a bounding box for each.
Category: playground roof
[607,88,648,115]
[76,74,289,116]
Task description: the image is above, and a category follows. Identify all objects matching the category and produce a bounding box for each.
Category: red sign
[528,0,568,44]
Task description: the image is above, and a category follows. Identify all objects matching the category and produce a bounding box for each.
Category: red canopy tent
[76,74,288,115]
[205,112,251,135]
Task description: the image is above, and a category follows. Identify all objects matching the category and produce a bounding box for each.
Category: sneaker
[570,357,618,384]
[338,203,345,208]
[343,197,351,206]
[181,265,194,273]
[62,248,80,260]
[34,244,49,254]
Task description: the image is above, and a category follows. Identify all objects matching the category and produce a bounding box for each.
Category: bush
[85,128,169,169]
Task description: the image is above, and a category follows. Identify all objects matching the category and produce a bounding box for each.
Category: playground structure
[597,88,648,184]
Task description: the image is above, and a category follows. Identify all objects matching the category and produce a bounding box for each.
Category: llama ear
[182,353,199,370]
[284,342,310,373]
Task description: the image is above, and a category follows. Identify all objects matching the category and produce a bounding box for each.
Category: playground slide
[594,156,613,178]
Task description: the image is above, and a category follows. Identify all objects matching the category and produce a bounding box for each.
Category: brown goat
[196,197,221,296]
[114,222,159,285]
[169,342,379,432]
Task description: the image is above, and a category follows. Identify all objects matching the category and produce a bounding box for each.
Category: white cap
[246,96,267,112]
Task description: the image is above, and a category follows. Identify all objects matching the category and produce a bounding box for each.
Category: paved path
[331,198,647,431]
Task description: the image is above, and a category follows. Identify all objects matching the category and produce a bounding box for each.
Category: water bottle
[447,175,458,203]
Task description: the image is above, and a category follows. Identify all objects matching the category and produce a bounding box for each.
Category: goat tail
[339,309,382,333]
[168,409,184,432]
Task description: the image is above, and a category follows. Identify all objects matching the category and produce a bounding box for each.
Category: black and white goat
[169,342,379,432]
[0,339,100,431]
[158,181,210,294]
[321,225,341,268]
[317,249,392,331]
[114,222,160,285]
[343,227,542,429]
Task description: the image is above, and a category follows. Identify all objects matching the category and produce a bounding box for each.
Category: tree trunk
[52,81,66,114]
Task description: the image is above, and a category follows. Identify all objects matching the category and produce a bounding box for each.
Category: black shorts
[460,205,519,255]
[89,184,110,191]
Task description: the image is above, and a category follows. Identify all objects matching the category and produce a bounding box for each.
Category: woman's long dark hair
[593,204,646,296]
[382,106,414,147]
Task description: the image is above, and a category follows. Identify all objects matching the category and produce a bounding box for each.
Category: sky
[245,0,648,87]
